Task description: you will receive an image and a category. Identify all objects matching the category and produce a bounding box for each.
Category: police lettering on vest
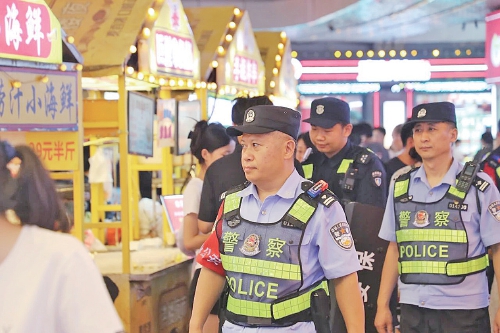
[217,181,335,325]
[393,167,488,285]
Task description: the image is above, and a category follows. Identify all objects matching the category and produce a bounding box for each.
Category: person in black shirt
[384,120,421,183]
[198,96,304,233]
[302,97,387,208]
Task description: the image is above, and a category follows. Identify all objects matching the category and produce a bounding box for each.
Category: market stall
[255,31,299,108]
[48,0,199,331]
[0,0,85,240]
[185,6,266,125]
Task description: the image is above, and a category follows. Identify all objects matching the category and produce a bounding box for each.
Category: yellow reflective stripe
[227,296,271,318]
[496,167,500,179]
[303,164,313,179]
[288,198,315,223]
[399,255,489,276]
[337,159,353,174]
[273,280,329,320]
[224,191,241,214]
[226,281,329,319]
[394,179,409,198]
[220,254,301,280]
[396,229,467,243]
[448,186,466,199]
[447,254,489,276]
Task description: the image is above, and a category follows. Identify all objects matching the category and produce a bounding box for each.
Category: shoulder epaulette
[355,150,372,165]
[473,175,490,192]
[300,181,337,208]
[318,189,337,208]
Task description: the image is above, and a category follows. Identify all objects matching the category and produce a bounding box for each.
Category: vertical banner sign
[128,91,155,157]
[157,99,176,148]
[0,67,78,131]
[486,10,500,83]
[25,131,78,170]
[0,0,62,64]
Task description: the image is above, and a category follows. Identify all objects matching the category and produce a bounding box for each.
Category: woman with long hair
[0,142,123,332]
[183,121,235,333]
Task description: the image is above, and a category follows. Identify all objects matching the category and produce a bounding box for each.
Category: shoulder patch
[474,176,490,192]
[371,170,383,187]
[488,201,500,222]
[329,221,353,250]
[319,189,337,207]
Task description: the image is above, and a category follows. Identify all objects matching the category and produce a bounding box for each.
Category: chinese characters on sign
[155,30,194,75]
[233,55,258,86]
[0,0,61,63]
[0,67,78,131]
[25,131,78,170]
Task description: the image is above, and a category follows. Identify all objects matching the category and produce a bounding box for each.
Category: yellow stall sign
[25,131,78,170]
[0,66,78,131]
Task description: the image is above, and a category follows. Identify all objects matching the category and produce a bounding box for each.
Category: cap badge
[417,108,426,118]
[316,105,325,115]
[245,110,255,123]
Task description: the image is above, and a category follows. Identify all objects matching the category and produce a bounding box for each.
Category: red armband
[196,224,225,276]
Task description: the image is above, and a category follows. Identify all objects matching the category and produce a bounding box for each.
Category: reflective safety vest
[218,181,335,326]
[393,168,489,285]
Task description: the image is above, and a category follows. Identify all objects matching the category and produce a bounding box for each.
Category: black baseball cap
[406,102,456,129]
[303,97,350,128]
[226,105,301,140]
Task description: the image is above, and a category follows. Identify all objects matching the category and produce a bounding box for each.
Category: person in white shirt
[182,121,235,333]
[0,143,124,333]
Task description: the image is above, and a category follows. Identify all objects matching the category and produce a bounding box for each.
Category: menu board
[128,91,154,157]
[176,100,201,155]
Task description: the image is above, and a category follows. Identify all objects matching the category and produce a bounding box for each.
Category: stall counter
[94,248,193,333]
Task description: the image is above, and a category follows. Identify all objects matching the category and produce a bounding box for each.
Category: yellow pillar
[72,69,85,241]
[117,75,131,274]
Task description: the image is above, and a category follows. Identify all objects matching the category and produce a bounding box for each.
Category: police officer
[190,105,364,333]
[303,97,392,333]
[302,97,387,208]
[375,102,500,333]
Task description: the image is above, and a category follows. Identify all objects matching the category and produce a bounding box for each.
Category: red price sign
[160,195,184,233]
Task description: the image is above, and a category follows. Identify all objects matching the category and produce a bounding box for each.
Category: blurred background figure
[452,139,466,163]
[388,124,404,159]
[0,142,123,332]
[296,132,316,162]
[181,120,235,333]
[473,131,494,162]
[372,127,386,146]
[385,121,422,183]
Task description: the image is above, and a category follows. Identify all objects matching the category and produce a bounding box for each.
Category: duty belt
[224,280,329,327]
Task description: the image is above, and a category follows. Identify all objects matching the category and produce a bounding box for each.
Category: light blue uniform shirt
[222,170,360,333]
[379,158,500,310]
